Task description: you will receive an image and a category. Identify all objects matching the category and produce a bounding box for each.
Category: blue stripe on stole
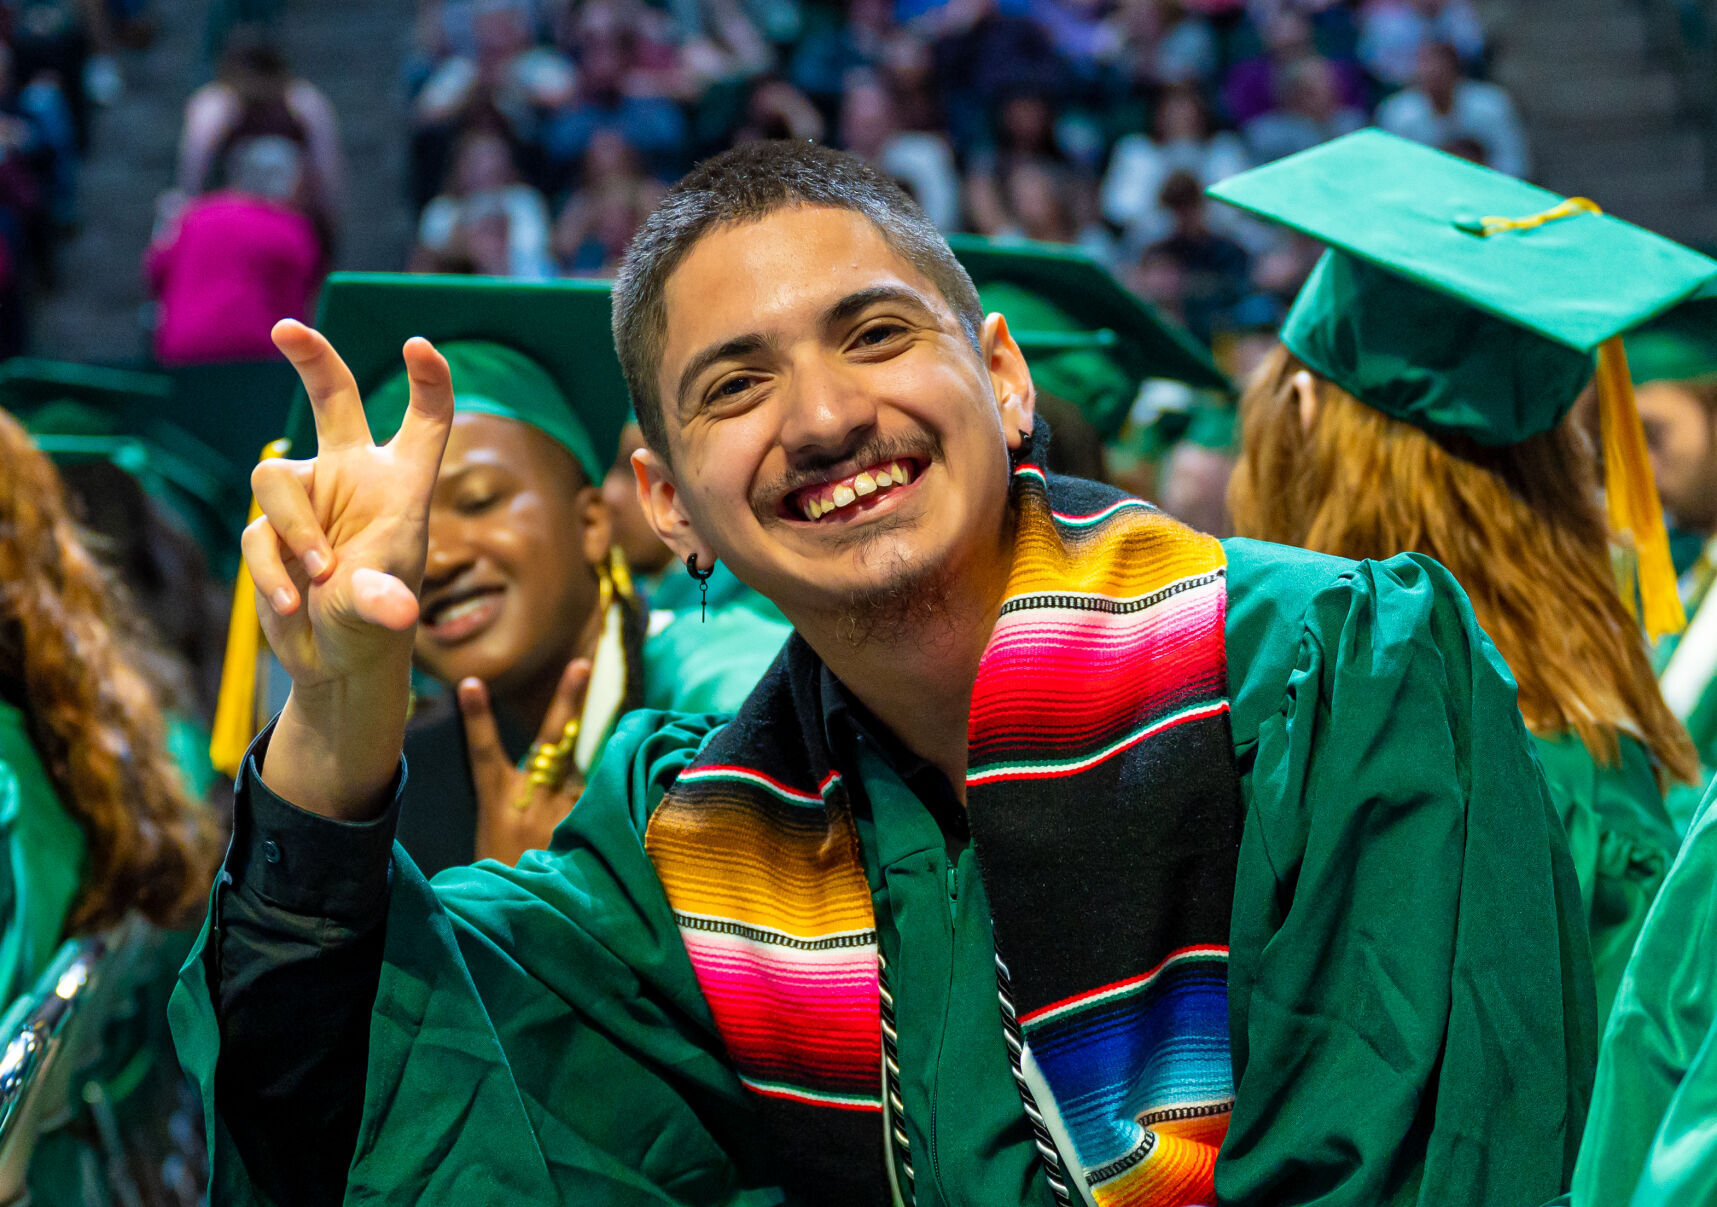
[1021,965,1233,1167]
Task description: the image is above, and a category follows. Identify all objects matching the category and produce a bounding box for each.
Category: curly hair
[1231,345,1698,789]
[0,409,220,933]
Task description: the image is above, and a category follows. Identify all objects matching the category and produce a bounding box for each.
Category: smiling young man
[172,142,1595,1207]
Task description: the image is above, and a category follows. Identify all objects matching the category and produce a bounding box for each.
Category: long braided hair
[0,409,221,933]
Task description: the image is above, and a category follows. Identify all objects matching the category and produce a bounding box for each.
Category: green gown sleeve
[641,601,791,715]
[1570,783,1717,1207]
[1529,731,1678,1030]
[171,711,788,1207]
[1216,541,1597,1207]
[0,702,86,1008]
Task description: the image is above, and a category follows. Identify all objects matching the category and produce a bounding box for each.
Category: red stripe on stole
[683,934,881,1090]
[969,585,1226,750]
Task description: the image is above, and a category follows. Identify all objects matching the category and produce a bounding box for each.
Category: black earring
[685,552,715,622]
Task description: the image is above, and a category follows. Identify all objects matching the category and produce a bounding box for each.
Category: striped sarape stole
[644,464,1243,1206]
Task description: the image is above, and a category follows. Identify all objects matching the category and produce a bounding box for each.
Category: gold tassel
[209,439,292,777]
[1596,337,1687,642]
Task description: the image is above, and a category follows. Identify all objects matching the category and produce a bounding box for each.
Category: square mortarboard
[947,235,1229,441]
[1207,128,1717,444]
[285,273,632,483]
[1627,280,1717,386]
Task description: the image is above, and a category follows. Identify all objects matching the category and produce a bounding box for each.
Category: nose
[421,512,475,592]
[777,355,879,469]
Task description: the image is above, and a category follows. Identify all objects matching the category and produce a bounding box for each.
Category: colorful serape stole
[968,466,1239,1206]
[645,457,1242,1207]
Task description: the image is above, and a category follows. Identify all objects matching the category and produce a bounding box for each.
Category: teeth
[853,472,877,497]
[805,497,823,520]
[832,484,856,508]
[873,467,893,487]
[894,461,912,484]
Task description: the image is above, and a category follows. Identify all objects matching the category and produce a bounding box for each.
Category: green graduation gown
[1653,539,1717,833]
[1568,782,1717,1206]
[171,542,1596,1205]
[1529,732,1679,1029]
[0,698,86,1008]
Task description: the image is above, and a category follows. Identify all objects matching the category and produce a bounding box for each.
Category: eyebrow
[674,285,940,414]
[676,333,773,416]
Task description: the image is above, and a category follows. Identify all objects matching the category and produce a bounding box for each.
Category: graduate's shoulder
[1220,538,1497,739]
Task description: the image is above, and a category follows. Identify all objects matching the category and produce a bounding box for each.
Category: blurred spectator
[1101,82,1248,254]
[541,0,692,182]
[1241,53,1364,163]
[1136,169,1249,341]
[1105,0,1221,89]
[146,136,322,364]
[1376,40,1527,176]
[925,4,1075,154]
[177,29,344,244]
[551,128,663,274]
[416,126,553,277]
[839,71,960,231]
[1357,0,1485,90]
[731,74,824,142]
[408,0,575,204]
[790,0,896,106]
[965,91,1064,229]
[1222,8,1365,126]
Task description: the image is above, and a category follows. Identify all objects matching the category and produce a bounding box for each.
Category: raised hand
[244,320,454,819]
[459,660,592,867]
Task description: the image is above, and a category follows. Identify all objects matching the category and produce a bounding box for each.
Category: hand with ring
[459,658,592,866]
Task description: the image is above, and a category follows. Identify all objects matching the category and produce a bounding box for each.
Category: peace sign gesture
[247,320,454,820]
[460,659,593,867]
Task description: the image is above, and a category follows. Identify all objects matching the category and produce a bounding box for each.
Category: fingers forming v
[391,337,456,482]
[273,319,373,451]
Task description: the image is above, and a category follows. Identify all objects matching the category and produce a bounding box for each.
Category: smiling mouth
[421,585,504,642]
[784,457,924,523]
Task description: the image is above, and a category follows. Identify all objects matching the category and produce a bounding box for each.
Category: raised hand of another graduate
[460,659,592,867]
[243,320,454,820]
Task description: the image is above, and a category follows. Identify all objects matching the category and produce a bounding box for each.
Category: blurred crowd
[0,0,148,356]
[132,0,1533,376]
[391,0,1527,350]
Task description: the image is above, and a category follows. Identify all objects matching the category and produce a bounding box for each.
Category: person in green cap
[947,232,1234,488]
[1627,285,1717,834]
[232,273,791,875]
[1213,128,1706,1027]
[178,141,1595,1206]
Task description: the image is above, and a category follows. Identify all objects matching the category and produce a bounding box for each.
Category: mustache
[752,432,942,518]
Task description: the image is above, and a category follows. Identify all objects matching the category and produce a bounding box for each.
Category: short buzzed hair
[611,141,984,457]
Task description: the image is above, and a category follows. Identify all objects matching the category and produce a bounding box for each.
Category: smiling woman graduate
[1213,129,1711,1026]
[215,274,790,874]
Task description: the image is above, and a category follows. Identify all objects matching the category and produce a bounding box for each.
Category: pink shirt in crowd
[146,193,322,364]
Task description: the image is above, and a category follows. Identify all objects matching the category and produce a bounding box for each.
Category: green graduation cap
[1627,280,1717,387]
[1207,128,1717,446]
[1208,127,1717,642]
[0,358,172,416]
[285,273,632,484]
[947,235,1229,440]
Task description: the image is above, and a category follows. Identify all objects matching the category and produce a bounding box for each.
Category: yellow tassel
[1472,196,1601,236]
[209,439,293,778]
[1596,337,1687,642]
